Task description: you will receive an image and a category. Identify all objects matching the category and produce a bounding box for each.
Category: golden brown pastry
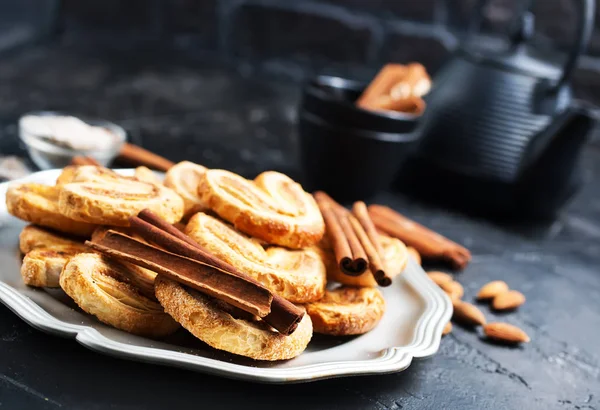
[60,253,179,337]
[19,224,84,254]
[56,165,120,185]
[198,169,324,248]
[6,183,96,237]
[155,276,312,360]
[186,212,326,303]
[58,166,184,226]
[21,246,84,288]
[304,287,386,335]
[318,234,408,287]
[134,166,163,185]
[163,161,208,217]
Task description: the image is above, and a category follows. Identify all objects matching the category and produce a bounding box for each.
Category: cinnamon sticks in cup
[314,192,391,286]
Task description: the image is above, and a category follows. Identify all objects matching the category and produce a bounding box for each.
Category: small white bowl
[19,111,126,170]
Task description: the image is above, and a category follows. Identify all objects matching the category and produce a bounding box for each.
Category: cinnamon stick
[348,214,390,286]
[368,205,471,270]
[130,211,304,335]
[86,231,273,318]
[314,191,367,276]
[117,143,175,172]
[71,156,101,166]
[351,202,391,286]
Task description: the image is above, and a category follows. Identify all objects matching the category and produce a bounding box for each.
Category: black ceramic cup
[298,111,420,201]
[301,75,419,133]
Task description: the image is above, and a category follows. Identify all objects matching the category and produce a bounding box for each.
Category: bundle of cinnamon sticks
[87,209,304,335]
[356,63,431,115]
[314,192,391,287]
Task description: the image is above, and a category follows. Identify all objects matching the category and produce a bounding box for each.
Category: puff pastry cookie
[21,246,84,288]
[60,253,179,337]
[198,169,324,248]
[155,276,312,361]
[19,224,84,254]
[58,166,184,226]
[6,183,96,237]
[163,161,208,217]
[186,212,326,303]
[304,287,386,335]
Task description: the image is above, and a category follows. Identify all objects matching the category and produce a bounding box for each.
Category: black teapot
[400,0,598,219]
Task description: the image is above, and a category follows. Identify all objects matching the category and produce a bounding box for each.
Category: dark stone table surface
[0,45,599,410]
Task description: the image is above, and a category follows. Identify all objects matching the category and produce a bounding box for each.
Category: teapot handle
[551,0,595,93]
[465,0,594,93]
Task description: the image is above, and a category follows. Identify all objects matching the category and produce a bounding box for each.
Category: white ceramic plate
[0,169,452,383]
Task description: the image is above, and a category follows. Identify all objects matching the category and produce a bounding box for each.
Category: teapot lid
[461,44,565,82]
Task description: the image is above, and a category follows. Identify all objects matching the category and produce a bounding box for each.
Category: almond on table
[484,322,530,344]
[492,290,526,311]
[477,280,509,300]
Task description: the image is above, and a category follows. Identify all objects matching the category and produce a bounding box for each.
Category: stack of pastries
[6,161,409,361]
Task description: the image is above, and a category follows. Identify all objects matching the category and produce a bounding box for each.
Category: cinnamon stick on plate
[352,202,391,286]
[117,143,175,172]
[130,210,304,336]
[86,231,273,318]
[314,191,367,276]
[368,205,471,270]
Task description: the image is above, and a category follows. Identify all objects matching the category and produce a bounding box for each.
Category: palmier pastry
[186,212,326,303]
[60,253,179,337]
[164,161,208,217]
[198,169,324,248]
[19,224,84,254]
[304,287,386,336]
[56,165,121,185]
[58,166,184,226]
[21,246,84,288]
[155,276,312,361]
[134,166,163,185]
[6,183,96,237]
[319,234,408,287]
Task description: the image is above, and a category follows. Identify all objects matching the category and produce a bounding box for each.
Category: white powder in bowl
[20,115,118,151]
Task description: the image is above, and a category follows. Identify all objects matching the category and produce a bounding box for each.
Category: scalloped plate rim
[0,168,453,383]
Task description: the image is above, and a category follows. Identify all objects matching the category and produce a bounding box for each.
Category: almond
[453,301,486,326]
[427,271,453,286]
[477,280,509,300]
[440,280,464,301]
[407,247,421,265]
[492,290,526,310]
[484,322,530,344]
[442,321,452,336]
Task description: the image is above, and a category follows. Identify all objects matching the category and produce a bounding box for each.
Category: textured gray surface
[0,45,599,409]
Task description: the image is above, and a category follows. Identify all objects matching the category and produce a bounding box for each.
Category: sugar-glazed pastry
[198,169,324,248]
[60,253,179,337]
[155,276,312,361]
[19,224,85,254]
[6,183,96,237]
[186,212,326,303]
[58,166,184,226]
[163,161,208,217]
[304,287,386,335]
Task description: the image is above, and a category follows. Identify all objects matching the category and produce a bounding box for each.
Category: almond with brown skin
[477,280,509,300]
[484,322,530,344]
[440,280,464,301]
[492,290,526,310]
[453,301,486,326]
[442,321,452,336]
[427,271,453,286]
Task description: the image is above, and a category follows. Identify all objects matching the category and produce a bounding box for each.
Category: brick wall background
[1,0,600,99]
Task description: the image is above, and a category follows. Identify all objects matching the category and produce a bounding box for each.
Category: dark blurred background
[0,0,599,176]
